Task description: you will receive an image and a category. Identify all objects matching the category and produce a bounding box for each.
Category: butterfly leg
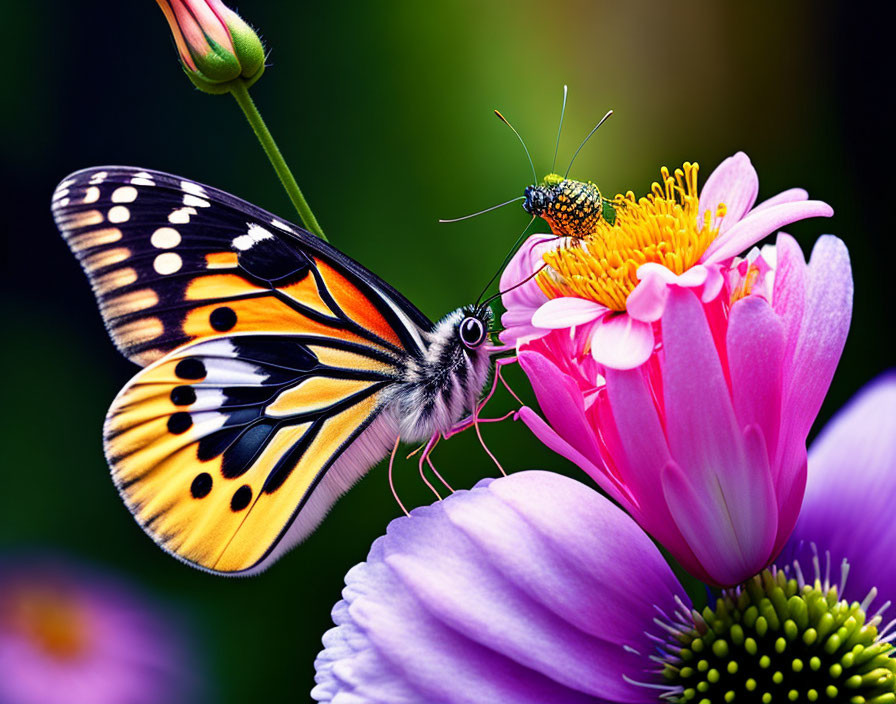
[388,436,411,517]
[419,434,454,494]
[416,434,445,500]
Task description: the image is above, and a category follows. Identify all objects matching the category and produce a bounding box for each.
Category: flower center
[3,586,91,660]
[536,162,721,311]
[660,568,896,703]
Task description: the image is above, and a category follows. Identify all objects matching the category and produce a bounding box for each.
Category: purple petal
[782,373,896,605]
[314,472,688,703]
[697,152,759,233]
[590,315,655,370]
[532,297,609,329]
[701,200,834,264]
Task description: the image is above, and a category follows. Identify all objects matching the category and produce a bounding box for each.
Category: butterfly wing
[53,166,431,574]
[52,166,430,366]
[105,333,400,574]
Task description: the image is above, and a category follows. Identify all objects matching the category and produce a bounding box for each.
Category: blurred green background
[1,1,891,701]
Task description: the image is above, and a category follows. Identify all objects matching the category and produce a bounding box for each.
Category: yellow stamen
[537,162,721,311]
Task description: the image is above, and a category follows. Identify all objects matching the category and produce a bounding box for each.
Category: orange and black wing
[53,166,430,366]
[53,166,432,573]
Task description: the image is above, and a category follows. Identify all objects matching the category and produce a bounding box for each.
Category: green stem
[229,80,326,241]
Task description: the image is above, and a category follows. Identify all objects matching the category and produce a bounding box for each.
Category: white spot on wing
[271,219,294,233]
[232,223,274,251]
[180,181,206,197]
[111,186,138,203]
[151,227,181,249]
[153,252,182,275]
[169,207,197,224]
[88,171,108,185]
[183,194,210,208]
[130,172,155,187]
[108,205,130,223]
[83,186,101,204]
[52,188,69,201]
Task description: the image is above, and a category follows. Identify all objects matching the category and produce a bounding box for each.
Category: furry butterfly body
[53,167,493,575]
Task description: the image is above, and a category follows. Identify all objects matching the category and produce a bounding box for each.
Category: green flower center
[662,568,896,703]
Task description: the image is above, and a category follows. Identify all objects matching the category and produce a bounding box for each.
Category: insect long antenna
[479,260,549,311]
[565,109,613,178]
[494,110,538,184]
[474,215,536,307]
[439,196,525,223]
[551,85,569,173]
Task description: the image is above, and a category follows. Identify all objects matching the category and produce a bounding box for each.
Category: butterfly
[52,167,497,575]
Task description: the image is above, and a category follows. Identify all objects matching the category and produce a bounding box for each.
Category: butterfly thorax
[523,172,605,239]
[389,306,493,443]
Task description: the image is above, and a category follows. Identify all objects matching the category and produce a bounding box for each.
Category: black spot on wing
[191,472,212,499]
[220,420,278,479]
[230,485,252,512]
[238,235,312,286]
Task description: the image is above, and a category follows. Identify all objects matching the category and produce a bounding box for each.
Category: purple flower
[0,558,199,704]
[313,373,896,702]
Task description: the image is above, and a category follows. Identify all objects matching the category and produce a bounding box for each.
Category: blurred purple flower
[312,373,896,702]
[0,558,199,704]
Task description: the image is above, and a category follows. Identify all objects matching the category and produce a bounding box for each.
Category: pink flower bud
[156,0,265,93]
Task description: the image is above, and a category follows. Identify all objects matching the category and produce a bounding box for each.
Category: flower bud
[156,0,265,94]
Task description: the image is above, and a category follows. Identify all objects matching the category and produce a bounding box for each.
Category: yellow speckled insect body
[522,172,609,239]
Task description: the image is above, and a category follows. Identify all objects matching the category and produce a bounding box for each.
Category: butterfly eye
[459,316,486,349]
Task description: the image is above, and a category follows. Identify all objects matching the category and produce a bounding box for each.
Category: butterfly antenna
[494,110,538,184]
[551,85,569,173]
[565,109,613,178]
[474,215,536,307]
[479,261,549,311]
[439,196,525,223]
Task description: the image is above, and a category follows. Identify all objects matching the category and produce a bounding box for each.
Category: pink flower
[515,232,853,586]
[501,153,834,370]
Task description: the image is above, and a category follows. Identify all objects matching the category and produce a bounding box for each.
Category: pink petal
[701,200,834,264]
[531,297,609,329]
[771,233,808,363]
[697,152,759,233]
[701,265,725,302]
[626,272,669,323]
[727,295,785,462]
[660,461,751,585]
[751,187,809,213]
[517,351,605,472]
[590,315,655,370]
[516,407,632,512]
[775,235,853,497]
[662,287,778,585]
